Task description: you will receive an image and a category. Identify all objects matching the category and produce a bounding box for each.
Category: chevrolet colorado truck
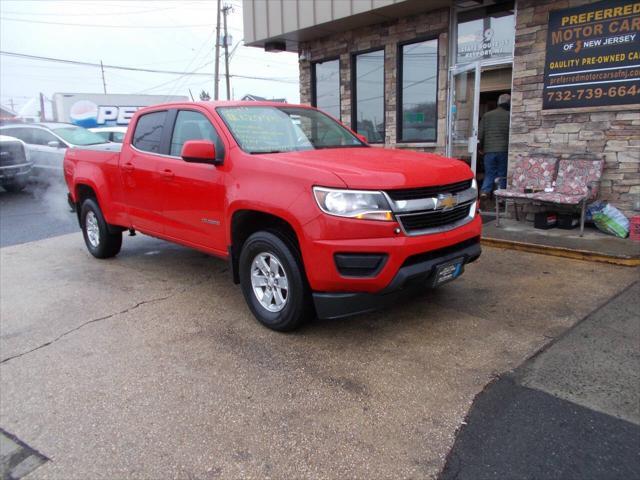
[64,101,481,331]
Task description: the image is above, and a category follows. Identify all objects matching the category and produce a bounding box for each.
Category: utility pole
[39,93,46,121]
[222,4,232,100]
[8,98,15,111]
[100,60,107,94]
[213,0,222,100]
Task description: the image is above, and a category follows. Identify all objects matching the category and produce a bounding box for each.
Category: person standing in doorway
[478,93,510,199]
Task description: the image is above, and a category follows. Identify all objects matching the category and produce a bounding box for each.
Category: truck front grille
[386,180,472,201]
[397,203,472,233]
[385,179,477,235]
[0,143,26,167]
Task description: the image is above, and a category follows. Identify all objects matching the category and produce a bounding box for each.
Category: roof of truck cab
[136,100,310,112]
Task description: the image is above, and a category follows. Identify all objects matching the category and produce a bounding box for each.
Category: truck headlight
[313,187,393,221]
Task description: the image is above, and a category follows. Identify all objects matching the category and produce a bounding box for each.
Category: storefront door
[447,62,481,173]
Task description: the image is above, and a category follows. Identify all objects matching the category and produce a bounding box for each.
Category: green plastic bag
[592,204,629,238]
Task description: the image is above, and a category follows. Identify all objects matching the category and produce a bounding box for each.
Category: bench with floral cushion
[494,157,604,236]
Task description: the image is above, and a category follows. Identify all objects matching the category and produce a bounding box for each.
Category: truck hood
[261,147,473,190]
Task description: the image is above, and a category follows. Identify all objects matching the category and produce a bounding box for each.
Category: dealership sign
[69,100,141,128]
[543,0,640,109]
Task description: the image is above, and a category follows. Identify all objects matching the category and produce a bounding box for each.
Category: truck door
[121,110,168,235]
[156,109,227,255]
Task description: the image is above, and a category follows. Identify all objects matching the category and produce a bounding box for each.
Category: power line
[166,29,217,96]
[1,16,214,28]
[231,74,298,84]
[1,6,180,16]
[136,61,214,94]
[0,50,214,76]
[1,51,299,86]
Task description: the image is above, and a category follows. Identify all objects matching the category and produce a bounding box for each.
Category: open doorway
[447,63,512,183]
[476,65,512,192]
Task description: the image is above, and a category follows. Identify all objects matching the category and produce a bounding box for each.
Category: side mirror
[356,134,368,144]
[181,140,221,165]
[48,140,61,148]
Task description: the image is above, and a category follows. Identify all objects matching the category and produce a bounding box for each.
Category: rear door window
[2,128,33,144]
[170,110,224,159]
[132,111,167,154]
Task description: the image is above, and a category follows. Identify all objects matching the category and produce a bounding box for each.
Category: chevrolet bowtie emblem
[437,193,457,210]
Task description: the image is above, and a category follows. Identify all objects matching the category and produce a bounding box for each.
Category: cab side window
[31,129,59,146]
[133,111,167,154]
[170,110,224,160]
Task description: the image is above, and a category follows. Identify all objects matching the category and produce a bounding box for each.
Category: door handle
[122,162,134,172]
[161,169,175,179]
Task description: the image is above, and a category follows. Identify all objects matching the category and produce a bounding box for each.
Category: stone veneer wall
[511,0,640,217]
[297,0,639,216]
[299,7,450,153]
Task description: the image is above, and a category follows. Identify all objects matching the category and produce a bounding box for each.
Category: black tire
[3,179,27,192]
[80,198,122,259]
[239,230,311,331]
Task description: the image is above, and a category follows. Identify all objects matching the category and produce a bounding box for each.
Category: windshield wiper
[314,144,367,149]
[249,150,285,154]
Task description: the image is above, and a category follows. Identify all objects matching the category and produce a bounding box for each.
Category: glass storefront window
[312,59,340,119]
[456,3,515,65]
[352,49,385,143]
[398,38,439,143]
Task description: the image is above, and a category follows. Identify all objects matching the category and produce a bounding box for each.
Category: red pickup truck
[65,101,481,331]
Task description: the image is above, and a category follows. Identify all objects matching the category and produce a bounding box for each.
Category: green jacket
[479,106,510,154]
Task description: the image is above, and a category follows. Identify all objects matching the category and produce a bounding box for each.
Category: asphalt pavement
[1,224,638,478]
[0,182,77,248]
[441,281,640,480]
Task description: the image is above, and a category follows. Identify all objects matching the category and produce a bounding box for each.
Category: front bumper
[0,163,32,182]
[301,212,482,292]
[312,237,481,319]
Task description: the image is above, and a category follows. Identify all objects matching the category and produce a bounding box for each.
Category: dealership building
[243,0,640,216]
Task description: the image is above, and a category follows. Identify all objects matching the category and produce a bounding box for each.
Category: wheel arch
[229,209,304,284]
[74,183,125,234]
[73,183,99,226]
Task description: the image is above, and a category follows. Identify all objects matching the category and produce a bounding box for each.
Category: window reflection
[353,50,385,143]
[457,3,515,64]
[399,39,438,142]
[313,59,341,119]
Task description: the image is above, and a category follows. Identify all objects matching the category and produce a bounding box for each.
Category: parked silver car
[89,126,127,143]
[0,123,107,181]
[0,135,33,192]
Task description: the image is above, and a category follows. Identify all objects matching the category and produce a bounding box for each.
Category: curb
[481,237,640,267]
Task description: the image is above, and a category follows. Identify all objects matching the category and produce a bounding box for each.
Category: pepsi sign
[69,100,141,128]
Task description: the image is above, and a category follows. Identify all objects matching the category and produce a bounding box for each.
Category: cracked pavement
[1,232,638,479]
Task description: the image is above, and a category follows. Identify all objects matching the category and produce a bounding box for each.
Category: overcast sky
[0,0,300,116]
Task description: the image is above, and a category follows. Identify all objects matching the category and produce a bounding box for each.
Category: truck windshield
[53,126,107,146]
[217,106,365,154]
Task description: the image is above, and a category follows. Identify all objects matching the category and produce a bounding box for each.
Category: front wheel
[80,198,122,258]
[239,231,311,331]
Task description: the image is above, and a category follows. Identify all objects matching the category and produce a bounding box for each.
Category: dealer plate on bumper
[431,257,464,287]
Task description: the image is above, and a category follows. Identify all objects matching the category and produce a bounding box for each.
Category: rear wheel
[80,198,122,258]
[239,231,311,331]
